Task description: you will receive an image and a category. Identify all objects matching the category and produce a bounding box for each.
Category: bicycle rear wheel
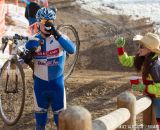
[57,25,80,80]
[0,59,25,126]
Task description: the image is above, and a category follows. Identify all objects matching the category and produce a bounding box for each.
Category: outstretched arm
[115,37,134,67]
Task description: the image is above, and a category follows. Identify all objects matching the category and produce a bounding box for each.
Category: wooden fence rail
[93,108,130,130]
[59,91,157,130]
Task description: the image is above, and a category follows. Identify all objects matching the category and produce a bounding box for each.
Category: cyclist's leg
[34,76,50,130]
[49,75,66,126]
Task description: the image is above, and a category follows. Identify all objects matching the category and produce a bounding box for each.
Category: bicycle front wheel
[58,25,80,80]
[0,59,25,126]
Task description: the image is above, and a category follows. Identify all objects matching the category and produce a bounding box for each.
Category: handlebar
[1,34,29,53]
[2,34,28,41]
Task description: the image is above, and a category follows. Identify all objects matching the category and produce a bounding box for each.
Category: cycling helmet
[36,7,57,22]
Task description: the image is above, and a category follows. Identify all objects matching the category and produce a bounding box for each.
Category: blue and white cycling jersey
[26,34,76,81]
[25,33,76,129]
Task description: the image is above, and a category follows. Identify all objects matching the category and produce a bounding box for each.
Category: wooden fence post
[117,91,136,130]
[59,106,92,130]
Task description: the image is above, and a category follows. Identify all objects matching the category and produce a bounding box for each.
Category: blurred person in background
[25,0,41,26]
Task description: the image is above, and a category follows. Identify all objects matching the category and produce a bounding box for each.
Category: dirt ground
[0,1,155,130]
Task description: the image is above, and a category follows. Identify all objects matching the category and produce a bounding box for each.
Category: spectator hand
[147,85,160,98]
[115,37,125,47]
[132,83,145,92]
[44,22,61,40]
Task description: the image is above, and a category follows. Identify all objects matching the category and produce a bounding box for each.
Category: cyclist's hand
[132,83,145,92]
[20,48,36,64]
[115,37,125,47]
[25,39,40,52]
[44,21,61,40]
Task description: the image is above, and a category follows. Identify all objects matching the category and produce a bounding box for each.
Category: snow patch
[76,0,160,33]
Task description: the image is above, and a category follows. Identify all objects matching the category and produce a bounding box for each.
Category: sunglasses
[139,45,144,49]
[40,19,54,24]
[139,44,145,49]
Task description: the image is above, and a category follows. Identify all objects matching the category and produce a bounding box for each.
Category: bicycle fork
[5,61,18,93]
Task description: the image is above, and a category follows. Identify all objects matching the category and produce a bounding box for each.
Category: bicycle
[0,25,80,126]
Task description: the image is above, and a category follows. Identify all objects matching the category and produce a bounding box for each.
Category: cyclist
[22,7,76,130]
[115,32,160,129]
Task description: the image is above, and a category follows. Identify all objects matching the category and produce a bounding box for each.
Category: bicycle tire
[0,59,25,126]
[57,25,80,80]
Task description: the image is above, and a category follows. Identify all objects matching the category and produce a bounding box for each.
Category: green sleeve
[118,52,135,67]
[148,83,160,97]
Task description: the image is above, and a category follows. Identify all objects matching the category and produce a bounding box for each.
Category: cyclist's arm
[117,47,135,67]
[58,34,76,54]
